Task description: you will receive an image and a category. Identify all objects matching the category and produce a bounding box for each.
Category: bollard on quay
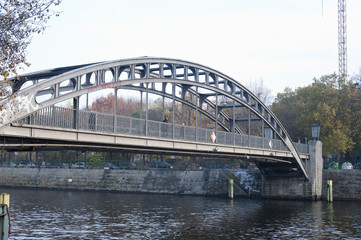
[228,179,234,199]
[327,180,333,203]
[0,193,10,240]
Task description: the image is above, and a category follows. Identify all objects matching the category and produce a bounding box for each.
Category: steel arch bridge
[0,57,309,179]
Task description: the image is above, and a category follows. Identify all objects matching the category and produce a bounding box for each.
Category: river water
[3,188,361,239]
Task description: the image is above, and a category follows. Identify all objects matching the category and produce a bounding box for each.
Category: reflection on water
[3,188,361,239]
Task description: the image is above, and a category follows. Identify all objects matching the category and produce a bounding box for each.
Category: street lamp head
[311,124,320,140]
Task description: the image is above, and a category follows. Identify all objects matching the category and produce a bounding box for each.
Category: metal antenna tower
[338,0,347,77]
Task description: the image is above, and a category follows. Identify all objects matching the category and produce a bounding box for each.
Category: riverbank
[0,167,360,200]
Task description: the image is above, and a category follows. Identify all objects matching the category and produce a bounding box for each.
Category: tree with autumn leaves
[0,0,61,97]
[272,72,361,163]
[90,93,141,118]
[89,92,216,129]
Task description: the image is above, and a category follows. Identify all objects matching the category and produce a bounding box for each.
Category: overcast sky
[22,0,361,96]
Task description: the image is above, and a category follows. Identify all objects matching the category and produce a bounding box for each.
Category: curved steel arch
[0,57,308,178]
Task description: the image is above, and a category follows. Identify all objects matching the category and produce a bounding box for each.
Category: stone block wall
[0,167,261,196]
[261,177,314,200]
[2,167,359,200]
[322,170,361,200]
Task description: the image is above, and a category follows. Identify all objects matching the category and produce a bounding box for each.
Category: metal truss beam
[0,57,308,179]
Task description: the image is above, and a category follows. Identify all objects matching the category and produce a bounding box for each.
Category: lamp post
[311,124,320,140]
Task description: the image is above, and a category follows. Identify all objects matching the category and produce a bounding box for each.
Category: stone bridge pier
[261,140,323,200]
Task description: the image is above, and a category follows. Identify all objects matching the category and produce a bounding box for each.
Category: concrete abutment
[261,140,323,200]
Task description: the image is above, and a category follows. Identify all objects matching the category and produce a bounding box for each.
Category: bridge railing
[293,142,309,154]
[16,106,309,154]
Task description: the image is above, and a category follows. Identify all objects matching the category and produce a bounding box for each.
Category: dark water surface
[3,188,361,239]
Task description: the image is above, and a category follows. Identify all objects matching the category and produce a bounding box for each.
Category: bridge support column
[307,140,323,200]
[261,140,323,200]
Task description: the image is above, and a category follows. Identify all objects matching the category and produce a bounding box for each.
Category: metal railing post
[114,87,118,133]
[73,97,79,130]
[145,83,149,137]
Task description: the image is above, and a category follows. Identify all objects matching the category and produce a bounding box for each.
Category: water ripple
[3,189,361,239]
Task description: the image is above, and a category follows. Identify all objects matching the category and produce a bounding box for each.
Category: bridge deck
[0,106,309,161]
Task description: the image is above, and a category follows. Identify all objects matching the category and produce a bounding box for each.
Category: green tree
[272,73,361,161]
[272,87,302,139]
[88,152,103,168]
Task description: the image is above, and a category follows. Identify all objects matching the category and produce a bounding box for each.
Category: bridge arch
[0,57,308,179]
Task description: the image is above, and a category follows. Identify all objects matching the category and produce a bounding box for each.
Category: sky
[22,0,361,97]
